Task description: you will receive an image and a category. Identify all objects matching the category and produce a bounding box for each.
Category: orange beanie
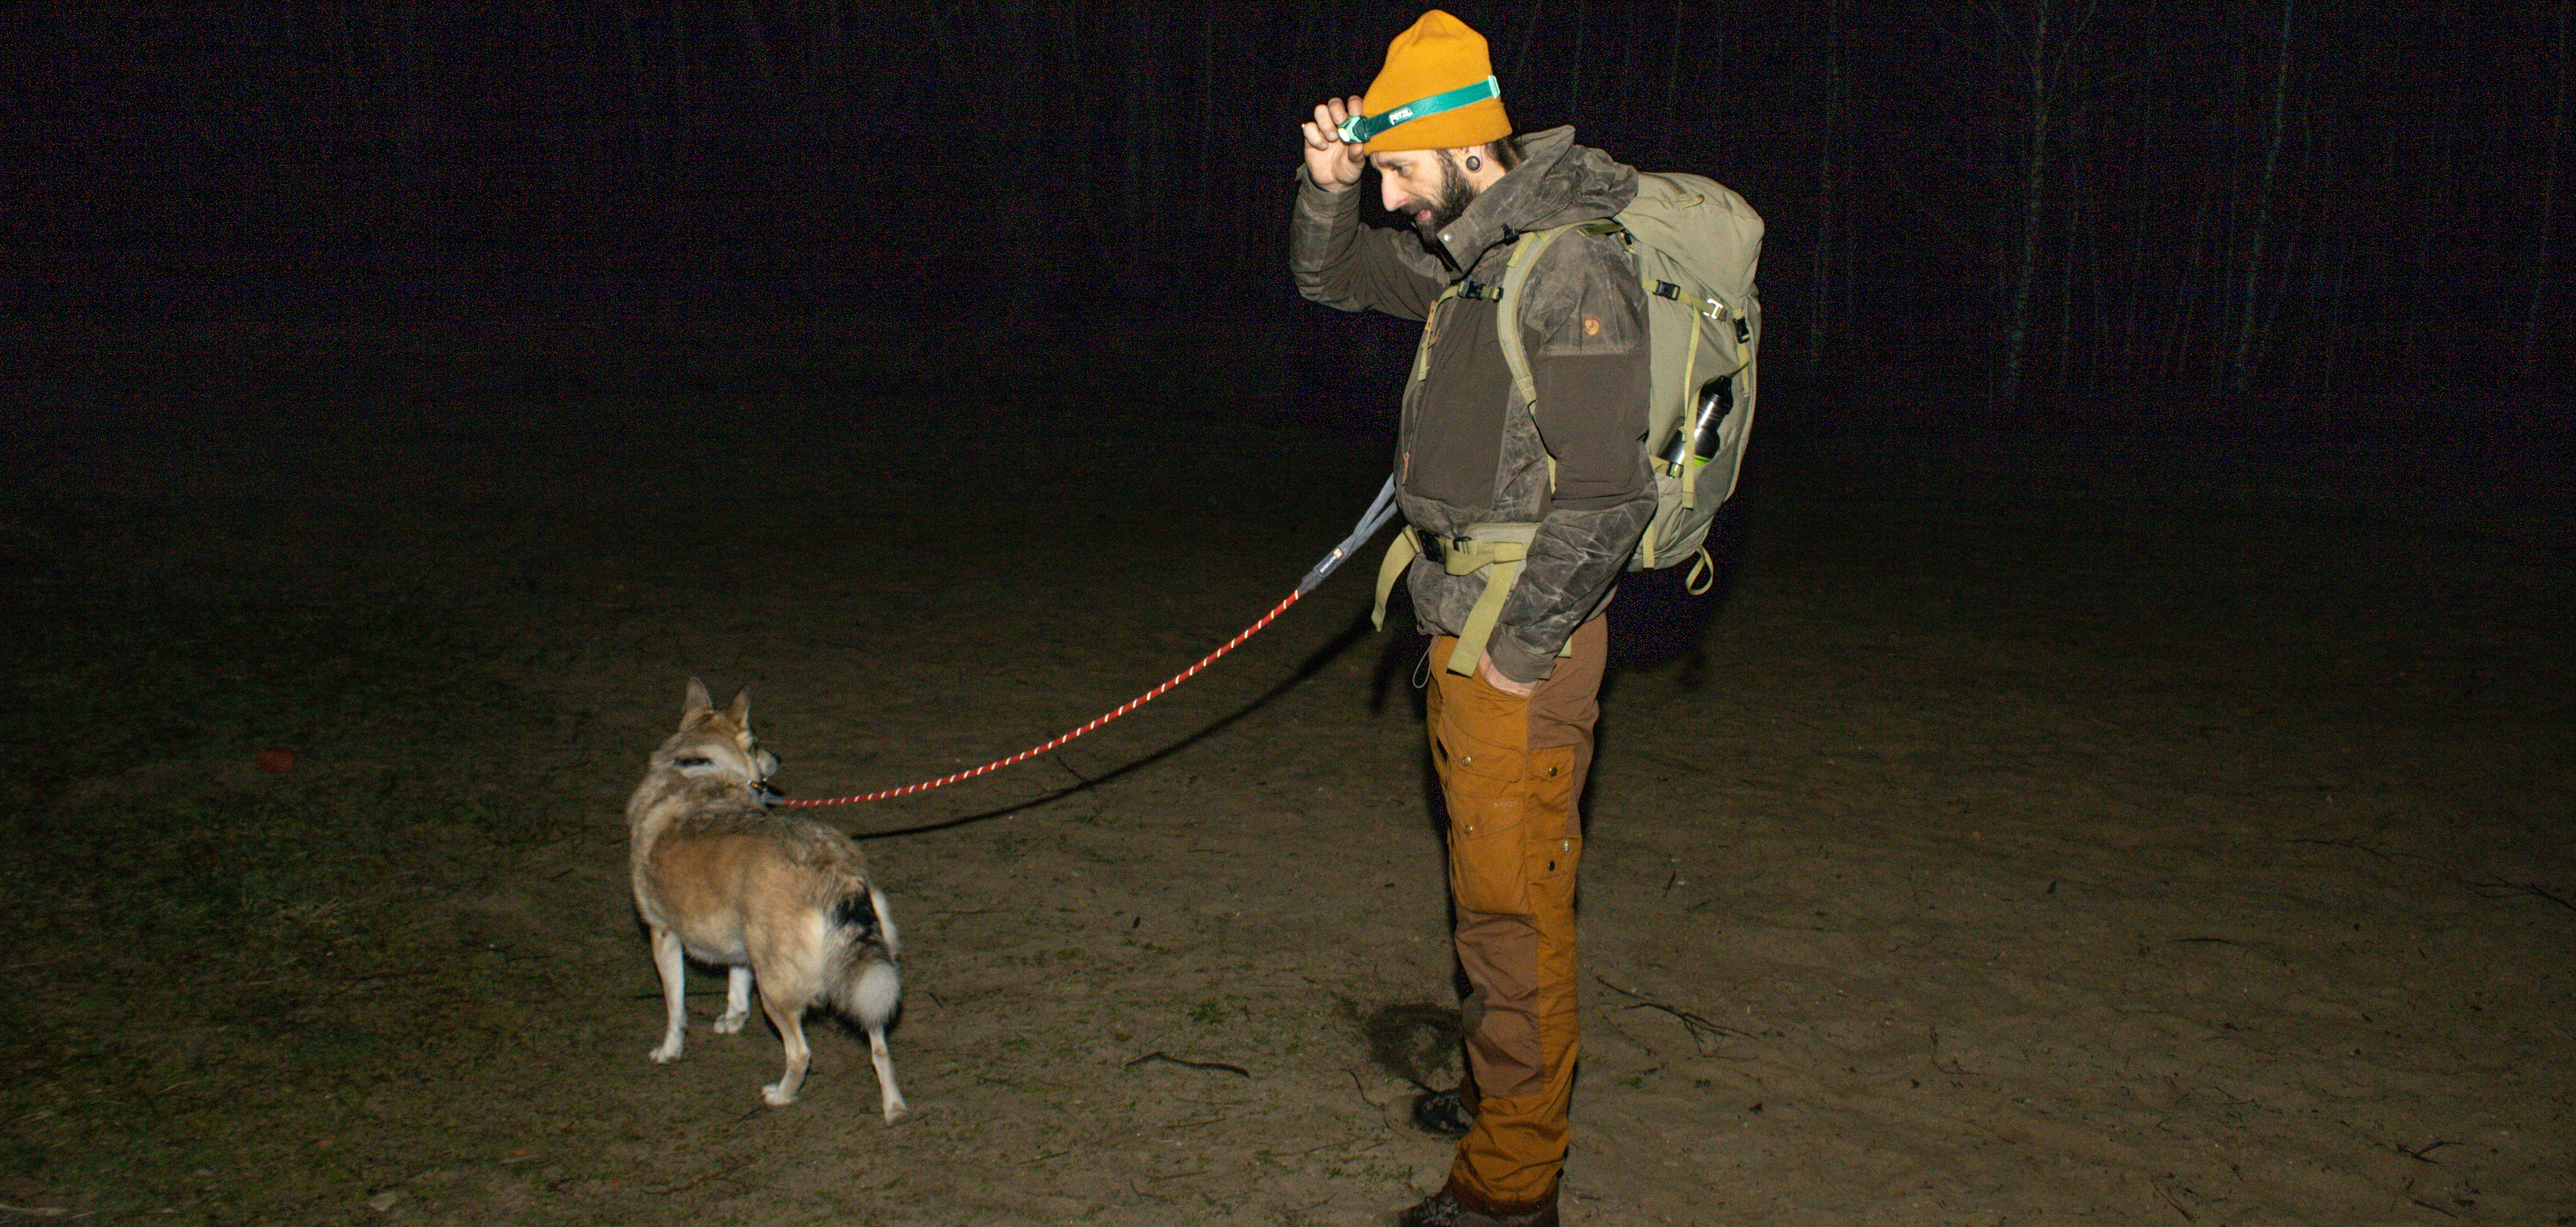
[1360,10,1512,153]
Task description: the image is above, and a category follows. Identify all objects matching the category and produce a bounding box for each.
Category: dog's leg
[712,965,753,1034]
[866,1025,909,1124]
[648,927,688,1063]
[851,959,909,1124]
[759,991,810,1107]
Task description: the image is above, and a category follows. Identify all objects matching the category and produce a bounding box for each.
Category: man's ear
[682,677,715,728]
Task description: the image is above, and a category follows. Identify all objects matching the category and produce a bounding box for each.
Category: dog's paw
[761,1083,797,1107]
[711,1012,749,1035]
[649,1040,684,1064]
[881,1097,911,1126]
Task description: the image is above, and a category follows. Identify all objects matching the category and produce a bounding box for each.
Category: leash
[777,479,1403,808]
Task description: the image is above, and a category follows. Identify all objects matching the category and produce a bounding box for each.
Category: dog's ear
[727,687,752,729]
[682,677,715,728]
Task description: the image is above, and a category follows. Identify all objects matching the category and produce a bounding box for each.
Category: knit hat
[1354,10,1511,153]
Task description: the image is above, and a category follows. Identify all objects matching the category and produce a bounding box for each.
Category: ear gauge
[1465,155,1481,172]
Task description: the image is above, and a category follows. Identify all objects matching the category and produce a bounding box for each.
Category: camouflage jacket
[1291,126,1654,684]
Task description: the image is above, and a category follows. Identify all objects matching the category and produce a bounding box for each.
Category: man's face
[1374,150,1477,244]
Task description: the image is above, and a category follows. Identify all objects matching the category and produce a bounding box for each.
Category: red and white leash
[776,479,1401,809]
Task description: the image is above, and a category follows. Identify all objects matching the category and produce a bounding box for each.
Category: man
[1292,11,1654,1227]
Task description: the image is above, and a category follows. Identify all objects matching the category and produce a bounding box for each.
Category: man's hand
[1477,651,1538,698]
[1300,95,1368,192]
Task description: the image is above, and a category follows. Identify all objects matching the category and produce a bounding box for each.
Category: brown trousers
[1423,616,1605,1214]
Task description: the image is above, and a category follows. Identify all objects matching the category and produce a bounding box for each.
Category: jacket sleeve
[1288,167,1449,322]
[1485,229,1656,685]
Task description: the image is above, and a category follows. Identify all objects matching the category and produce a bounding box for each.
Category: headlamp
[1335,76,1503,145]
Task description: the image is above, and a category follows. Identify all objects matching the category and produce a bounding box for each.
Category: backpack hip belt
[1373,521,1574,678]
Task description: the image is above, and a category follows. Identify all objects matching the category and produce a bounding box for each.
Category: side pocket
[1437,721,1532,916]
[1523,744,1582,903]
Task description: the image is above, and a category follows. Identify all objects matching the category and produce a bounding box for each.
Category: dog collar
[1337,76,1501,145]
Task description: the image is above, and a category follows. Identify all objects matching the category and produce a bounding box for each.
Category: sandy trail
[2,400,2568,1225]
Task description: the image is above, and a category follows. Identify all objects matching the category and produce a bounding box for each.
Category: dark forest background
[3,2,2570,486]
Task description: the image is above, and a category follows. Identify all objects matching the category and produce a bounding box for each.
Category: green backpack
[1490,172,1764,591]
[1372,172,1763,678]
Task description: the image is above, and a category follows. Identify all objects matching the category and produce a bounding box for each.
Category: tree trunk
[1998,0,2055,410]
[2057,94,2083,393]
[2229,0,2295,397]
[1569,0,1587,120]
[2525,0,2571,378]
[1664,0,1684,162]
[1807,0,1841,376]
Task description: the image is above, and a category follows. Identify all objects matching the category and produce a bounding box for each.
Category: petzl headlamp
[1336,76,1503,144]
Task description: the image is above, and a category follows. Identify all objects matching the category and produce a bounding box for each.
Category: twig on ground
[2286,837,2407,859]
[1345,1067,1394,1108]
[2399,1139,2454,1163]
[2462,880,2576,913]
[0,1206,79,1220]
[2409,1198,2460,1218]
[1591,975,1750,1053]
[2287,835,2565,917]
[1125,1051,1250,1077]
[2152,1179,2195,1222]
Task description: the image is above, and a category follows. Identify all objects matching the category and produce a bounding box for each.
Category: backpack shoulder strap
[1494,220,1631,493]
[1493,219,1631,406]
[1490,227,1559,406]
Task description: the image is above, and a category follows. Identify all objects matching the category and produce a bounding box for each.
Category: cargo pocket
[1523,744,1582,903]
[1435,720,1533,916]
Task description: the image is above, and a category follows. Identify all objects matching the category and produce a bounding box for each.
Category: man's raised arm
[1290,95,1447,321]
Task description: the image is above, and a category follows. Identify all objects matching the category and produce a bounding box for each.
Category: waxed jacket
[1291,127,1655,684]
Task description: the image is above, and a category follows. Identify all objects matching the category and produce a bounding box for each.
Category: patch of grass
[0,500,593,1212]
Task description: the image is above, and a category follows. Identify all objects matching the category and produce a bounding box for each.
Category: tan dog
[627,679,907,1121]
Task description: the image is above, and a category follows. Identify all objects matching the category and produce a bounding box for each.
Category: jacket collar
[1428,127,1636,276]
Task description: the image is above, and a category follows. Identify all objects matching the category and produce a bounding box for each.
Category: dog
[626,678,908,1122]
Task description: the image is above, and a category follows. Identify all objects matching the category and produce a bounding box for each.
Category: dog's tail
[827,882,902,1031]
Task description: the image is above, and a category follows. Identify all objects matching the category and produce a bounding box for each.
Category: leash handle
[1300,476,1401,595]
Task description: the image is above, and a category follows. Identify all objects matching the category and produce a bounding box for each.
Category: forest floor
[2,337,2571,1225]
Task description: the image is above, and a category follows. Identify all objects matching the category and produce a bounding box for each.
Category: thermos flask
[1656,377,1734,477]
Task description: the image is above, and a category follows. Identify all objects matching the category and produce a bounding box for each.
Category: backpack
[1490,173,1764,593]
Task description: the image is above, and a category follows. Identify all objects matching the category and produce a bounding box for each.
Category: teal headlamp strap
[1336,76,1502,144]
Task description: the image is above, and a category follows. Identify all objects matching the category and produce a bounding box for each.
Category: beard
[1399,153,1480,245]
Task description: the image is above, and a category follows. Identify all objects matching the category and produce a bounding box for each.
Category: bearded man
[1292,10,1655,1227]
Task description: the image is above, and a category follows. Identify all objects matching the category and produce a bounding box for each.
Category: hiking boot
[1395,1190,1561,1227]
[1409,1086,1476,1138]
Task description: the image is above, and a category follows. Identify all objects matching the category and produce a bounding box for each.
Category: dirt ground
[2,373,2571,1225]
